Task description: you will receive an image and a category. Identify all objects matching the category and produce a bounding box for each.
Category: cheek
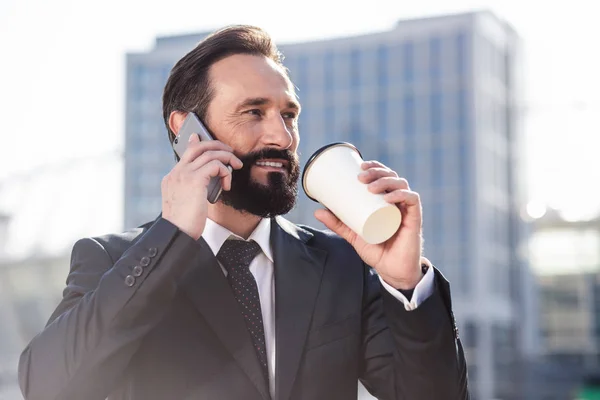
[290,130,300,151]
[229,129,262,154]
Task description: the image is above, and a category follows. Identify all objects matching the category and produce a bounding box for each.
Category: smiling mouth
[254,159,289,172]
[256,161,284,168]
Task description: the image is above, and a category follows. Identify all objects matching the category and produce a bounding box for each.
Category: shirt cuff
[378,265,435,311]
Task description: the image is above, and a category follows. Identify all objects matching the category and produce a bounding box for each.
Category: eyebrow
[235,97,301,113]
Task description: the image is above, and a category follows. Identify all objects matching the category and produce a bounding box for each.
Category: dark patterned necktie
[217,239,269,381]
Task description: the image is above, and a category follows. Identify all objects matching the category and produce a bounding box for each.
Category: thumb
[314,209,358,245]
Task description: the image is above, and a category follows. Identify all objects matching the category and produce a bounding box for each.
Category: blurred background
[1,0,599,399]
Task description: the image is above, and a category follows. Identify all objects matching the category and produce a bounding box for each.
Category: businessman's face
[205,54,301,217]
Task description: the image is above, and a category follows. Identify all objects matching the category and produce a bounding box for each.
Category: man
[18,26,469,400]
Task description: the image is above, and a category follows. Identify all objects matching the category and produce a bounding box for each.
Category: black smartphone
[172,113,231,204]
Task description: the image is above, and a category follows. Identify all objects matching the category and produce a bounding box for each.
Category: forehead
[208,54,297,106]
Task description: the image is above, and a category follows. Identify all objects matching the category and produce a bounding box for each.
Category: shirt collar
[202,217,273,263]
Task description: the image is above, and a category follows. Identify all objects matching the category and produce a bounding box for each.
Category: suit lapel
[272,217,327,400]
[179,238,270,400]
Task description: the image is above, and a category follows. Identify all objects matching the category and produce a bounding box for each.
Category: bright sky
[0,0,599,220]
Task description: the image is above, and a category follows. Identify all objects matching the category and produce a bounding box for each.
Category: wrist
[382,274,421,290]
[381,258,430,290]
[162,216,203,241]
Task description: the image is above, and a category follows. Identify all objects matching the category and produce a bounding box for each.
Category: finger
[358,167,399,184]
[361,160,388,170]
[189,150,243,171]
[222,169,233,191]
[180,136,234,164]
[383,189,421,208]
[196,160,234,190]
[368,177,410,194]
[314,208,358,245]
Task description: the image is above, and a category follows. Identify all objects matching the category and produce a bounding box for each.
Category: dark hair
[162,25,286,159]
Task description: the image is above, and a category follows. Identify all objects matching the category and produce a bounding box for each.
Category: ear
[168,111,188,136]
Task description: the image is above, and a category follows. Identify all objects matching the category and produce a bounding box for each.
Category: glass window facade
[430,91,443,134]
[429,37,442,83]
[377,45,389,88]
[403,93,416,137]
[350,48,361,88]
[402,41,414,84]
[456,31,468,79]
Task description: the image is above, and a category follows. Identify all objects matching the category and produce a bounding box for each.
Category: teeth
[256,161,283,168]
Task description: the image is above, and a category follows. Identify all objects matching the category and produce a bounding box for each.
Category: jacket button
[125,275,136,287]
[132,265,143,277]
[140,256,151,267]
[148,247,158,257]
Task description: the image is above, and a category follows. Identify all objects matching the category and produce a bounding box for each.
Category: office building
[528,208,600,398]
[124,11,532,399]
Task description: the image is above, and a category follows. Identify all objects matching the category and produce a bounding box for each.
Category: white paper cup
[302,142,402,244]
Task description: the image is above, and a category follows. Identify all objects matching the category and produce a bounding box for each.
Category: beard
[219,147,300,218]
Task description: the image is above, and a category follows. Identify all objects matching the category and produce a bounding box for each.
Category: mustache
[240,148,298,168]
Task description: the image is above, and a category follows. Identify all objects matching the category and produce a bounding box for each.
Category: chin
[251,172,283,187]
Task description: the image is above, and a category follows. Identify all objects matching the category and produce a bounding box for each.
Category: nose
[262,113,293,150]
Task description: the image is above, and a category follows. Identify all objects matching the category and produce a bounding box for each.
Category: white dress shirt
[202,217,435,398]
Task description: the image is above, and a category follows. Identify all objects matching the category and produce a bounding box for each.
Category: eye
[282,112,297,119]
[245,109,262,116]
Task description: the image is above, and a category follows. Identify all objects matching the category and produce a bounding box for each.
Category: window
[456,32,468,79]
[349,102,362,145]
[350,49,360,88]
[429,36,442,83]
[403,147,416,183]
[492,324,514,366]
[324,51,334,91]
[432,145,444,188]
[377,45,389,88]
[324,104,335,142]
[377,99,388,140]
[542,287,581,308]
[403,93,415,137]
[377,139,390,167]
[503,50,511,88]
[458,257,471,295]
[458,137,470,194]
[429,201,444,247]
[496,208,509,249]
[459,196,471,294]
[457,89,469,133]
[492,259,510,297]
[430,92,443,134]
[463,321,478,347]
[402,41,414,83]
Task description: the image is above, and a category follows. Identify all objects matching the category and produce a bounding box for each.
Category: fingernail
[358,171,368,177]
[188,134,196,142]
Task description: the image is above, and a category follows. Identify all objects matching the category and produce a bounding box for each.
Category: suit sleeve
[358,266,470,399]
[18,218,202,400]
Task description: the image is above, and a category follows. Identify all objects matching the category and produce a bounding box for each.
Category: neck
[207,202,263,240]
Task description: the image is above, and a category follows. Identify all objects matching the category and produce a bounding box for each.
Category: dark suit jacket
[19,216,469,400]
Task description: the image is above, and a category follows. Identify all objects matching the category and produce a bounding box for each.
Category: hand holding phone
[173,113,233,203]
[161,113,242,240]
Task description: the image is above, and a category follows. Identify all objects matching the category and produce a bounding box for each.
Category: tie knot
[216,239,262,273]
